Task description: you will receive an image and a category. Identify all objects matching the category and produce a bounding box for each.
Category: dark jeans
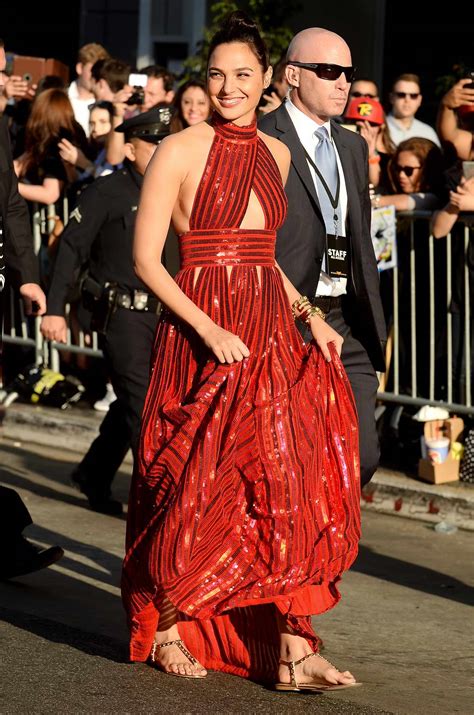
[75,307,159,499]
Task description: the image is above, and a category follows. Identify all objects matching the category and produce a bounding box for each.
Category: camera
[125,72,147,106]
[125,88,144,106]
[465,70,474,90]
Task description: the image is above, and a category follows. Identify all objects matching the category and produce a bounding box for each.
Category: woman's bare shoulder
[258,131,291,163]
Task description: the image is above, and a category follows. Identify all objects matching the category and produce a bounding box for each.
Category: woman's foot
[278,633,356,688]
[150,625,207,678]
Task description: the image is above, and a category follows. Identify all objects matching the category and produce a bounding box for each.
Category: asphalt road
[0,438,473,714]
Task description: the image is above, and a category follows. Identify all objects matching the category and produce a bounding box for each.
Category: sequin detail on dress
[122,112,360,683]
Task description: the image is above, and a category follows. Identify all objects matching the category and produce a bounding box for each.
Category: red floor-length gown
[122,113,361,683]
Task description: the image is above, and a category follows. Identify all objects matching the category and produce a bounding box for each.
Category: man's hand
[357,120,380,156]
[40,315,68,343]
[4,76,37,101]
[442,79,474,110]
[112,86,133,120]
[259,91,282,115]
[309,314,344,362]
[19,283,46,316]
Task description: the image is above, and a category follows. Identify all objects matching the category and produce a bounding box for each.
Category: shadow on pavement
[353,545,474,607]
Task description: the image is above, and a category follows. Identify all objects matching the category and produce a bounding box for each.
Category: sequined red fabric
[122,112,360,683]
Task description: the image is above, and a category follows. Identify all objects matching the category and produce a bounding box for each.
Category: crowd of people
[1,11,473,694]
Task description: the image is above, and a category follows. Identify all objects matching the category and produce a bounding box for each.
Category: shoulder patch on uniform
[70,207,82,223]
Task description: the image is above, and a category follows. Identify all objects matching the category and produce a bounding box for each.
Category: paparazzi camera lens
[125,87,145,106]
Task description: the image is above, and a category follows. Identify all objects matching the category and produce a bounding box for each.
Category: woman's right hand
[196,321,250,364]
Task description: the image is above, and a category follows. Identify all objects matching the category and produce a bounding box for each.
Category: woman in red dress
[122,12,361,692]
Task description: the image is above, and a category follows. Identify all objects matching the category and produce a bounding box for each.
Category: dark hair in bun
[208,11,269,71]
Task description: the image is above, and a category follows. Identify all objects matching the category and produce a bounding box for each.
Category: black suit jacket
[259,104,387,372]
[0,115,38,289]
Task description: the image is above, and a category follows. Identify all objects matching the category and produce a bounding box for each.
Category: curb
[2,403,473,531]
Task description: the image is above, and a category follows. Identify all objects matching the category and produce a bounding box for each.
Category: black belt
[112,288,159,313]
[313,295,344,315]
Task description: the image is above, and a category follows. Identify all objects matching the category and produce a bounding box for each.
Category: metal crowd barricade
[2,198,104,382]
[377,210,473,416]
[2,203,473,417]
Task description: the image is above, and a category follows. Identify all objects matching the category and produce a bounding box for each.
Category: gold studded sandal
[149,639,207,679]
[275,652,362,692]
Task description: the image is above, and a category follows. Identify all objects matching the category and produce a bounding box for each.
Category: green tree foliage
[182,0,299,80]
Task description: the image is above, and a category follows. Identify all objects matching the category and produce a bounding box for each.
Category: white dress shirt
[68,81,93,137]
[285,98,348,297]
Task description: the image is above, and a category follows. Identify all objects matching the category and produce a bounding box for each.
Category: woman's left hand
[58,138,79,165]
[309,314,344,362]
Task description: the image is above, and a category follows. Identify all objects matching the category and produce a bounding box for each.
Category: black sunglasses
[288,61,357,82]
[351,90,376,99]
[394,164,421,177]
[393,91,420,100]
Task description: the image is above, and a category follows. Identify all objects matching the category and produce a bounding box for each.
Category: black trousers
[0,486,32,542]
[305,300,380,487]
[75,307,159,498]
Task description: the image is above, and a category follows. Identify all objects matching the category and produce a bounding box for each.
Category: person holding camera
[40,107,173,515]
[437,74,474,160]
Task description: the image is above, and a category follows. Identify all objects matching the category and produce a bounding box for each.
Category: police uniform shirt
[47,160,147,316]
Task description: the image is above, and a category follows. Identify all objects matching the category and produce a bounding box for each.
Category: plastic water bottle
[434,521,458,535]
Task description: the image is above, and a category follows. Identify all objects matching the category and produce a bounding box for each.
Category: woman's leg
[152,597,207,677]
[277,613,356,686]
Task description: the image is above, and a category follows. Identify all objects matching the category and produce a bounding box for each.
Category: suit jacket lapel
[274,105,321,213]
[331,121,361,236]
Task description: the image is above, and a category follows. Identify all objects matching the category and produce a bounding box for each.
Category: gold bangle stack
[291,295,326,324]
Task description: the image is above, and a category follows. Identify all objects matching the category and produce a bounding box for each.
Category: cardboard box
[418,417,464,484]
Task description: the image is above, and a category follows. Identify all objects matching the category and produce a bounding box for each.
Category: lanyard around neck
[303,143,340,210]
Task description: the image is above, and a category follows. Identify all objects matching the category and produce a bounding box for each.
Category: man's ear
[165,90,175,103]
[285,64,300,88]
[123,141,136,162]
[76,62,83,77]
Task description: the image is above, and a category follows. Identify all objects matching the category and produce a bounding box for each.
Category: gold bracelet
[303,305,326,324]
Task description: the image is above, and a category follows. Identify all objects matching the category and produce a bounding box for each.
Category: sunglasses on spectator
[351,91,377,98]
[394,164,421,177]
[393,91,420,100]
[288,61,357,82]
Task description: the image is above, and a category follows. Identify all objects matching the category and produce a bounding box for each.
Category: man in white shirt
[387,73,440,147]
[260,27,387,487]
[68,43,109,136]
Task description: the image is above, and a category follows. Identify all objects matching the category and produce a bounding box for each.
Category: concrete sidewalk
[3,401,474,531]
[1,439,473,714]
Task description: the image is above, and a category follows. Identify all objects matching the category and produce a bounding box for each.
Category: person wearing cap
[41,105,173,515]
[259,27,387,488]
[344,96,395,190]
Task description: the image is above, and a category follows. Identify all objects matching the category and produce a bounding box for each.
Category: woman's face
[181,86,210,126]
[394,150,422,193]
[207,42,271,125]
[89,107,112,139]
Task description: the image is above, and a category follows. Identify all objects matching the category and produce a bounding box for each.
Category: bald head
[285,28,353,124]
[287,28,351,63]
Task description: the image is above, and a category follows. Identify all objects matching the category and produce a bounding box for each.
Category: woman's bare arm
[134,134,250,364]
[18,177,62,205]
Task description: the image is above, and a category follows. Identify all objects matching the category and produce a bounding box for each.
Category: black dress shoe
[71,469,122,516]
[87,496,123,516]
[0,539,64,580]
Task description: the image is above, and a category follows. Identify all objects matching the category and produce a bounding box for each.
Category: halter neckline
[211,111,258,141]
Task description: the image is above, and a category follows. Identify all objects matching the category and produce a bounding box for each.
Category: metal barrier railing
[2,204,474,415]
[377,210,473,415]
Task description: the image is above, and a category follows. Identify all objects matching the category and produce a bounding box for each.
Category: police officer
[41,105,173,515]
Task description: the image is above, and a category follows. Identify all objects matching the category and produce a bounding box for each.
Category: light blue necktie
[314,126,338,197]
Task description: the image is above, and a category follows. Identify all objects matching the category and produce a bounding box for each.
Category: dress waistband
[179,230,276,268]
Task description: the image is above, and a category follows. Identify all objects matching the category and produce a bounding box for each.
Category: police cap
[115,103,174,143]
